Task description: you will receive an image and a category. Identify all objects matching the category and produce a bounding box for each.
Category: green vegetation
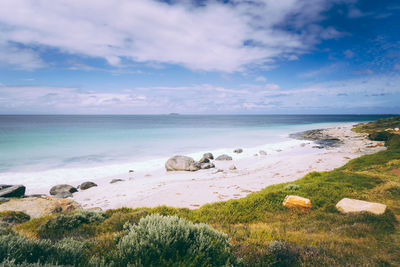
[2,116,400,266]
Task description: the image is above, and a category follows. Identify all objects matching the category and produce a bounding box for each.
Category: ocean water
[0,114,390,190]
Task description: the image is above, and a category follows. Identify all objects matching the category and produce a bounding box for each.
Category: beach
[70,123,386,210]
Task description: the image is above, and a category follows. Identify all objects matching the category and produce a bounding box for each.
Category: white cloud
[255,76,267,82]
[0,0,349,72]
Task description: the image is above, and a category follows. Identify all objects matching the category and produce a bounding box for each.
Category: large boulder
[336,198,386,215]
[215,154,232,161]
[0,185,25,198]
[203,153,214,160]
[199,157,210,164]
[0,197,81,219]
[165,156,200,171]
[283,195,312,209]
[49,184,78,197]
[80,181,97,190]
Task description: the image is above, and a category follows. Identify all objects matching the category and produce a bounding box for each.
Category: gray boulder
[233,148,243,153]
[49,184,77,197]
[0,185,25,198]
[165,155,201,171]
[0,185,12,190]
[80,181,97,190]
[215,154,233,161]
[53,192,73,198]
[202,153,214,160]
[259,150,267,155]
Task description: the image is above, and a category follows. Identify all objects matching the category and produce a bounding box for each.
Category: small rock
[229,165,237,170]
[110,179,125,184]
[145,174,152,177]
[283,195,312,209]
[215,154,232,161]
[352,148,361,153]
[202,153,214,160]
[254,154,258,157]
[213,169,224,174]
[53,192,73,198]
[50,184,77,197]
[259,150,267,155]
[0,185,25,198]
[129,170,134,173]
[0,185,12,190]
[276,149,282,152]
[0,197,10,204]
[200,162,215,169]
[80,181,98,190]
[336,198,386,215]
[300,143,306,147]
[233,148,243,153]
[199,156,210,163]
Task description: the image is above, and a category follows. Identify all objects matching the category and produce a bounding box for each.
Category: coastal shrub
[0,211,30,226]
[37,210,106,240]
[0,234,52,264]
[117,214,235,266]
[98,208,150,233]
[0,259,64,266]
[284,184,300,191]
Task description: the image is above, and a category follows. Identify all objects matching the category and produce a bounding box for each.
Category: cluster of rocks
[283,195,387,215]
[289,129,343,149]
[165,151,238,172]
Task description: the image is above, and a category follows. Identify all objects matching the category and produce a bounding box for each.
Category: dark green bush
[37,210,106,240]
[117,214,235,266]
[268,240,300,266]
[0,211,30,226]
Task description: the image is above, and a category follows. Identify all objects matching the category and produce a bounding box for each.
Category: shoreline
[70,123,386,210]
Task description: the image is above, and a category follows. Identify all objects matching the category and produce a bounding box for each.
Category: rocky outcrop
[336,198,386,215]
[0,197,81,219]
[80,181,97,190]
[0,185,25,198]
[229,165,237,170]
[283,195,312,209]
[50,184,77,198]
[215,154,232,161]
[233,148,243,153]
[199,156,210,164]
[289,129,343,148]
[165,155,201,171]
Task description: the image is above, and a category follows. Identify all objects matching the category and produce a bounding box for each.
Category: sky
[0,0,399,114]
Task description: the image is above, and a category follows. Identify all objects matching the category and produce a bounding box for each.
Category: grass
[4,117,400,266]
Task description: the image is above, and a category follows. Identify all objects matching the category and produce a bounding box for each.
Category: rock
[300,143,306,147]
[199,156,210,163]
[202,153,214,160]
[276,149,282,152]
[335,198,387,215]
[283,195,312,209]
[233,148,243,153]
[200,162,215,169]
[0,197,81,219]
[289,129,343,148]
[129,169,134,173]
[50,184,77,197]
[259,150,267,155]
[254,154,258,156]
[215,154,232,161]
[0,198,10,204]
[0,185,25,198]
[229,165,237,170]
[352,148,361,153]
[110,179,125,184]
[213,169,224,174]
[165,155,200,171]
[80,181,97,190]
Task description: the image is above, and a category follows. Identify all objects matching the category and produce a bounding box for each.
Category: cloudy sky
[0,0,399,114]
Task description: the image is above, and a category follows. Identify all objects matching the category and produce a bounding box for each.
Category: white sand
[71,124,386,210]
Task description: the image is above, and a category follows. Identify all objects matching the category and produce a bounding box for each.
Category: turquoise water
[0,114,390,173]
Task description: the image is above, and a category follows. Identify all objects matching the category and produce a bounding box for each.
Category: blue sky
[0,0,399,114]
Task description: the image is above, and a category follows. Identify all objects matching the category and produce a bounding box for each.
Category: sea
[0,114,390,192]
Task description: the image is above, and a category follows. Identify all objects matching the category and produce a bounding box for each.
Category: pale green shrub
[284,184,300,191]
[117,214,234,266]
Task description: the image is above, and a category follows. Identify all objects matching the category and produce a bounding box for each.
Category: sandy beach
[71,123,386,210]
